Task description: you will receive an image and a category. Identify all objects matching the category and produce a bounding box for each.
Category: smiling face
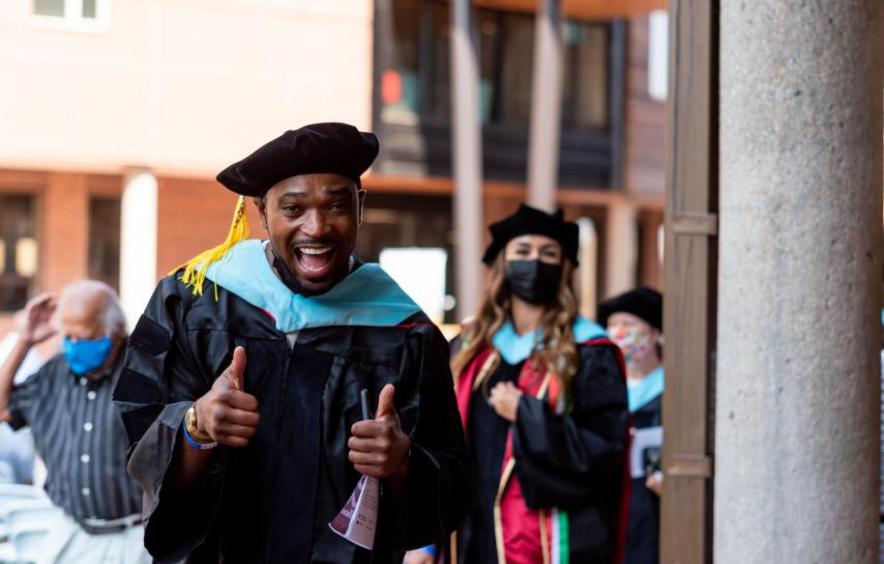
[257,173,365,295]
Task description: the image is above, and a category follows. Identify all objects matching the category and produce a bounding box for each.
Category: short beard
[268,244,349,296]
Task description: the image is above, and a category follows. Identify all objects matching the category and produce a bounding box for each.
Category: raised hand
[347,384,411,482]
[195,346,260,447]
[488,381,523,422]
[17,293,58,346]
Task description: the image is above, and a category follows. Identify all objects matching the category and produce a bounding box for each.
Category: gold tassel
[172,195,250,298]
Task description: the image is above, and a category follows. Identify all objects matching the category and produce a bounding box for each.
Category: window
[379,0,450,126]
[88,197,121,293]
[378,0,611,131]
[33,0,110,31]
[562,22,610,129]
[354,193,456,323]
[647,10,669,102]
[0,195,38,313]
[477,11,536,127]
[373,0,623,186]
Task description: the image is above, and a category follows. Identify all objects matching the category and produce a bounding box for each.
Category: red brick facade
[156,177,267,278]
[0,170,268,334]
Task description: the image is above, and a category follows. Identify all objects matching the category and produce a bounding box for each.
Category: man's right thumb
[226,346,247,391]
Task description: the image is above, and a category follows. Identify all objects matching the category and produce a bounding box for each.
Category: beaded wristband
[182,421,218,450]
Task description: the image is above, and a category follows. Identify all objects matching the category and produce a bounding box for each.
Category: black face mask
[505,260,563,305]
[271,249,310,295]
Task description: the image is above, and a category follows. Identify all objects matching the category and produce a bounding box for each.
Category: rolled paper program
[329,388,380,550]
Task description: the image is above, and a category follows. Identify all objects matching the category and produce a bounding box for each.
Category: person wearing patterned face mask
[406,205,629,564]
[599,287,664,564]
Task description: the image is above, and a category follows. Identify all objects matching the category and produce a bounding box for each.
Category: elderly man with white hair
[0,280,149,563]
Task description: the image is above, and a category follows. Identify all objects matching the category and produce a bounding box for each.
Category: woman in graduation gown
[599,288,664,564]
[412,205,629,564]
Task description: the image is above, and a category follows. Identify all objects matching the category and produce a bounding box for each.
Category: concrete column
[120,169,158,331]
[450,0,484,321]
[604,198,637,297]
[526,0,563,213]
[715,2,883,563]
[576,217,598,320]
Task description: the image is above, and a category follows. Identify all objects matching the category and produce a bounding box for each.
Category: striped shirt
[8,346,142,521]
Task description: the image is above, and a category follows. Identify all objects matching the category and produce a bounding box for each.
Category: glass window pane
[381,0,420,125]
[424,1,450,123]
[561,22,609,129]
[88,197,121,293]
[0,195,37,312]
[83,0,97,19]
[33,0,65,17]
[354,193,455,323]
[494,13,534,127]
[382,0,451,126]
[477,11,499,124]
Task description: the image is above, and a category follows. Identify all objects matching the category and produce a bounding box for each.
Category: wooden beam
[0,169,49,191]
[362,174,455,195]
[363,175,666,211]
[659,0,717,562]
[86,173,124,197]
[473,0,667,19]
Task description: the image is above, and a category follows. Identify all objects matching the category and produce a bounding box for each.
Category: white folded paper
[630,425,663,479]
[329,474,379,550]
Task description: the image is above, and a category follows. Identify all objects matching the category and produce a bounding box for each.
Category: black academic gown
[625,395,662,564]
[113,274,471,563]
[454,341,629,564]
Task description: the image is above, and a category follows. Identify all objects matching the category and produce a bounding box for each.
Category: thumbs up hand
[348,384,412,484]
[195,346,261,448]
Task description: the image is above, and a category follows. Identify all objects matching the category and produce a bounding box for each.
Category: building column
[576,217,599,319]
[715,2,882,562]
[450,0,484,321]
[526,0,563,213]
[119,169,158,331]
[604,198,637,297]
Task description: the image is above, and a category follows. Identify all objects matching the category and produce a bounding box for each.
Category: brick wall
[624,16,666,196]
[40,173,90,293]
[0,170,123,350]
[156,177,267,277]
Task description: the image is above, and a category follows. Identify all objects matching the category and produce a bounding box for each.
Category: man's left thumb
[376,384,396,419]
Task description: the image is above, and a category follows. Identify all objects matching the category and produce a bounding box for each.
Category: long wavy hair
[451,251,580,388]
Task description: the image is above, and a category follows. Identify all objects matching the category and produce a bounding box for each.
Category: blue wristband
[182,421,218,450]
[420,545,437,556]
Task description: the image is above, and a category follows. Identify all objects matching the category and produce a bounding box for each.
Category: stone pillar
[526,0,562,213]
[715,2,883,563]
[604,198,637,297]
[119,169,158,331]
[450,0,484,321]
[576,217,598,320]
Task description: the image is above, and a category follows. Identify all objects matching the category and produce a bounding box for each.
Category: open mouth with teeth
[292,244,338,280]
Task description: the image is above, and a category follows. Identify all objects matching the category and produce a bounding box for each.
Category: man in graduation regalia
[113,123,472,563]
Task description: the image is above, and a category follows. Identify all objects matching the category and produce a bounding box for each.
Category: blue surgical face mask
[63,336,113,375]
